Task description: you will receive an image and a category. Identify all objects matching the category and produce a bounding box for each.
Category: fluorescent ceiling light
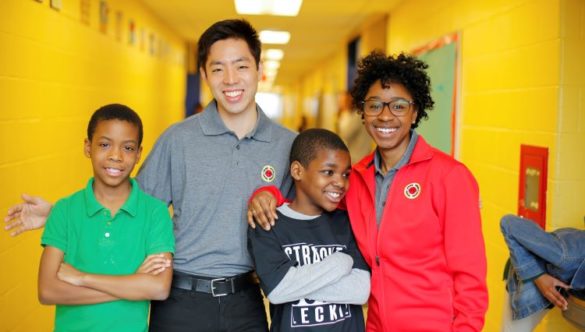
[263,68,278,77]
[235,0,302,16]
[259,30,290,44]
[255,92,283,118]
[264,49,284,61]
[263,60,281,70]
[264,73,278,82]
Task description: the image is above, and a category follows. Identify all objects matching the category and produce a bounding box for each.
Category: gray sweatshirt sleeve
[267,252,353,304]
[305,269,371,304]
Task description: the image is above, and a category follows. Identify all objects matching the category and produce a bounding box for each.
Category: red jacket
[345,137,488,332]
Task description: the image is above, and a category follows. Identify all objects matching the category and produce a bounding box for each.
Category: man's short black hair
[197,19,261,72]
[290,128,349,167]
[87,104,143,145]
[350,51,434,129]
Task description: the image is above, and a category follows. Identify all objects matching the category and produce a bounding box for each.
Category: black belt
[171,272,255,297]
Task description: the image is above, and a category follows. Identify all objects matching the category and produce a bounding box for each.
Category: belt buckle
[211,278,233,297]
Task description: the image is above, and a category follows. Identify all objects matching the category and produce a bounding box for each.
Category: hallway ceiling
[141,0,402,87]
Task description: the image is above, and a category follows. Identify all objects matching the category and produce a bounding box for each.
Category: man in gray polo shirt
[5,19,296,332]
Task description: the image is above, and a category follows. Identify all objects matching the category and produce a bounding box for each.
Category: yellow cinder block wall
[556,0,585,231]
[388,0,584,331]
[0,0,186,330]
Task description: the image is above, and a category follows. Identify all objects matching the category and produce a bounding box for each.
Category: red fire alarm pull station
[518,145,549,229]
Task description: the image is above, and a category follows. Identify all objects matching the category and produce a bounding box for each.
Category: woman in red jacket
[249,51,488,331]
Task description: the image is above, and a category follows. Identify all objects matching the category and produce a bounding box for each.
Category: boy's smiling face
[290,148,351,216]
[84,119,142,191]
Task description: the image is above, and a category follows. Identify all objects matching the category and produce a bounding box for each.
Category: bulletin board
[412,33,459,156]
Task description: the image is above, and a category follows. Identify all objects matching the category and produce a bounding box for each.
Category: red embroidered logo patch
[404,183,421,199]
[261,165,276,183]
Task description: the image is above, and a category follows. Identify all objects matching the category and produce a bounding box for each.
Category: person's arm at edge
[4,194,52,236]
[38,246,118,305]
[443,165,488,332]
[58,252,173,301]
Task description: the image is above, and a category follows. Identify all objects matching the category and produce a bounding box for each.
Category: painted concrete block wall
[551,2,585,328]
[388,0,581,330]
[555,0,585,231]
[0,0,186,330]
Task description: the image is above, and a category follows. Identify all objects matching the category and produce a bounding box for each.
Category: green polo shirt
[41,178,175,332]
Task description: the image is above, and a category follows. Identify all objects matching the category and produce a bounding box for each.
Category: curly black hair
[350,51,434,129]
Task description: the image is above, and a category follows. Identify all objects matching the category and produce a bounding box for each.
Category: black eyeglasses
[360,98,415,117]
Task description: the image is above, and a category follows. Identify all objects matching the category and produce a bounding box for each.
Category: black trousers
[149,283,268,332]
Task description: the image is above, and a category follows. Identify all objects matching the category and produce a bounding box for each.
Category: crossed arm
[248,214,370,306]
[5,195,174,304]
[266,252,370,305]
[39,246,172,305]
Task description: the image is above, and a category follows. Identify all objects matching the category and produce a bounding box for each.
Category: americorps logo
[404,183,421,199]
[261,165,276,182]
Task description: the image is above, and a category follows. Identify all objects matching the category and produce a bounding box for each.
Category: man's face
[200,38,261,118]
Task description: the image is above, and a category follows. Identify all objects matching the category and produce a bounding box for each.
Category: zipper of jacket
[375,167,402,268]
[357,158,380,268]
[373,137,432,267]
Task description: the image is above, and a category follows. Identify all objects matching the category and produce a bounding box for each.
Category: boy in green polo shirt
[38,104,175,332]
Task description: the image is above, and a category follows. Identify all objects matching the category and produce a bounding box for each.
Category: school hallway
[1,0,584,331]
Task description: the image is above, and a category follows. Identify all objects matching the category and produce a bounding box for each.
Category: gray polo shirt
[137,101,296,277]
[374,130,418,225]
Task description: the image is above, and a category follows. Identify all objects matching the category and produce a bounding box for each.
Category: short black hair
[350,51,434,129]
[290,128,349,167]
[87,104,143,145]
[197,19,261,72]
